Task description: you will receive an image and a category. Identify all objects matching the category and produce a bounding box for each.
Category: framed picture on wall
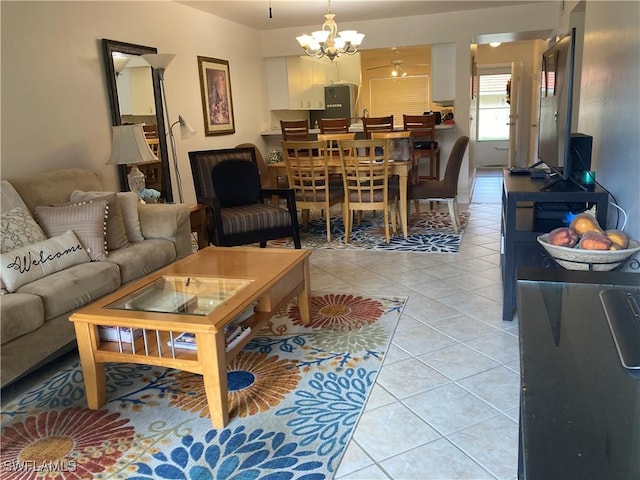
[197,56,235,136]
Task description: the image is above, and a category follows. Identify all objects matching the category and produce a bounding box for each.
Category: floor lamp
[141,54,196,203]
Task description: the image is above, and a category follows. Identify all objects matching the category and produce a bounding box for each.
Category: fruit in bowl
[538,212,640,270]
[548,227,579,247]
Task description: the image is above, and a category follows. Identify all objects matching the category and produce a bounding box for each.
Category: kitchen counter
[260,123,454,136]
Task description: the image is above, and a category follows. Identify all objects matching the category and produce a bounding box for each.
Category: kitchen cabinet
[431,43,455,103]
[266,56,335,110]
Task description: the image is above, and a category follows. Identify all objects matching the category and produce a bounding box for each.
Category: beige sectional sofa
[0,168,192,387]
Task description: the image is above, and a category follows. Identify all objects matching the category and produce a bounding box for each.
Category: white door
[474,65,510,168]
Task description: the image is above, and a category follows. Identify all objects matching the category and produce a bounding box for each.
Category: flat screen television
[537,27,590,190]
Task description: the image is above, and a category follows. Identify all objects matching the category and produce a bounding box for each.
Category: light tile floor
[312,170,521,480]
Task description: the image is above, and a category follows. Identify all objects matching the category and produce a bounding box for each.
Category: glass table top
[107,275,253,316]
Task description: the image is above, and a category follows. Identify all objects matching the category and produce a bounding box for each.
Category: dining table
[267,159,412,240]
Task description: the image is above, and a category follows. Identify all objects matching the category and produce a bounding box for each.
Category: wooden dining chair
[281,140,344,242]
[280,119,310,141]
[318,118,350,134]
[317,132,356,161]
[362,115,394,138]
[408,135,469,233]
[338,138,399,244]
[403,114,441,181]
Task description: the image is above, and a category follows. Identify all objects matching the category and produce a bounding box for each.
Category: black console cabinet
[500,170,608,320]
[517,269,640,479]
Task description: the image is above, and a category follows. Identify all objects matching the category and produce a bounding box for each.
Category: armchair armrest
[138,203,192,259]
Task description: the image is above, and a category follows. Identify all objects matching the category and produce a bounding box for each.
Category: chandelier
[296,0,365,62]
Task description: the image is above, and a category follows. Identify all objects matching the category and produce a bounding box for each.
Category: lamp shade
[177,115,196,139]
[107,125,158,165]
[141,53,176,70]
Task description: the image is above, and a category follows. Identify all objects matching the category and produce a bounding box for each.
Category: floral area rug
[271,210,469,253]
[1,292,406,479]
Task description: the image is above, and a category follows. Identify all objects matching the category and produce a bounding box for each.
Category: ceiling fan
[366,47,429,77]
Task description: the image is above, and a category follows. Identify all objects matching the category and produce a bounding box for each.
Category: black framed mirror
[102,38,174,202]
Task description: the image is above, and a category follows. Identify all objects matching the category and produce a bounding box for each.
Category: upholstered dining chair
[189,148,301,248]
[408,135,469,233]
[318,117,350,134]
[403,114,441,181]
[362,115,394,138]
[338,138,400,244]
[280,119,310,141]
[281,140,344,242]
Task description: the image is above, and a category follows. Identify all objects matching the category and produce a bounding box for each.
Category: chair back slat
[318,118,350,134]
[280,120,310,140]
[362,115,394,138]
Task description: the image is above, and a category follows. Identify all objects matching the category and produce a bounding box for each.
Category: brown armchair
[189,148,301,248]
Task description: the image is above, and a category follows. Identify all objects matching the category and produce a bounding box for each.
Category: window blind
[369,75,430,122]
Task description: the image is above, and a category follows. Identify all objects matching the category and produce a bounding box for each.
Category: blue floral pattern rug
[271,210,469,253]
[1,293,406,479]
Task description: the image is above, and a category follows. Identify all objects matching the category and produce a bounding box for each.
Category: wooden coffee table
[69,247,311,428]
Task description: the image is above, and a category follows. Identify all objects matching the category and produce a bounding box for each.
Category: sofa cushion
[117,192,144,242]
[1,206,47,253]
[71,190,130,250]
[35,201,108,261]
[0,230,91,293]
[107,239,176,284]
[17,261,121,321]
[0,293,44,344]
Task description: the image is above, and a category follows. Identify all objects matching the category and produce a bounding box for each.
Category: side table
[189,204,208,250]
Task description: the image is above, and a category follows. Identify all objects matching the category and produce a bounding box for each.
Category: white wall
[575,1,640,253]
[1,1,268,203]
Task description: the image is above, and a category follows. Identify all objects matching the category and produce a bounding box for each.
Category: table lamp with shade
[107,124,158,198]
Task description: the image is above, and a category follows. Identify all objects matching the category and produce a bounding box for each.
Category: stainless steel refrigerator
[309,84,358,127]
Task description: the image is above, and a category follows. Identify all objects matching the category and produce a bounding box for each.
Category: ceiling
[177,1,542,31]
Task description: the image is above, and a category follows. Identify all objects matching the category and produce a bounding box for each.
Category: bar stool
[403,114,440,180]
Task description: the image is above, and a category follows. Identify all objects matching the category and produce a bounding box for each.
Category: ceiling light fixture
[296,0,364,62]
[489,42,502,48]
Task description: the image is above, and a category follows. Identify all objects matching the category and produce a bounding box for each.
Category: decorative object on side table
[197,56,235,136]
[267,148,282,164]
[107,124,158,199]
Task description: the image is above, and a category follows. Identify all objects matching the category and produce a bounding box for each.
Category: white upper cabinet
[266,56,337,110]
[431,43,456,103]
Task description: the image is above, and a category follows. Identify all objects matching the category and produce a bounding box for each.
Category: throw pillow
[70,191,130,250]
[35,200,108,261]
[0,230,91,293]
[1,207,47,253]
[116,192,144,242]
